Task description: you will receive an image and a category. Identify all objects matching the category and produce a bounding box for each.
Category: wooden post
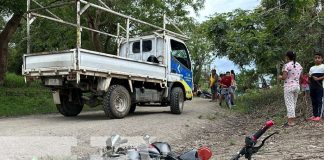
[76,0,81,48]
[27,0,31,54]
[276,63,280,86]
[126,18,130,57]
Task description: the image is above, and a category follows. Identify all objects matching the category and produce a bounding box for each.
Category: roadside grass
[0,73,99,117]
[234,86,287,125]
[229,139,236,146]
[0,87,57,117]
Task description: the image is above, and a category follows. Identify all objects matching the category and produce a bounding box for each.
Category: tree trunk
[87,12,103,52]
[0,13,23,85]
[88,21,103,52]
[195,64,203,85]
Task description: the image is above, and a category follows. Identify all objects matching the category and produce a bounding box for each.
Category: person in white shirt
[308,53,324,121]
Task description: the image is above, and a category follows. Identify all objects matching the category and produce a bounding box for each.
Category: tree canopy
[206,0,324,77]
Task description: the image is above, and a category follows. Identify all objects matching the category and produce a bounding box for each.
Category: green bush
[3,72,43,88]
[0,73,99,117]
[3,72,26,87]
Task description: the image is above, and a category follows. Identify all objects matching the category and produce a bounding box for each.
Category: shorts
[211,85,218,94]
[221,87,233,95]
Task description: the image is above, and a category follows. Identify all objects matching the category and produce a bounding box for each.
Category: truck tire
[170,87,184,114]
[129,104,136,113]
[56,89,84,117]
[103,85,131,119]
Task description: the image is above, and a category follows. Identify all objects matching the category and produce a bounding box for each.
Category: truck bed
[23,48,167,82]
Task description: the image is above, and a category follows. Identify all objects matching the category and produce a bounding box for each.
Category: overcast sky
[190,0,260,74]
[191,0,261,22]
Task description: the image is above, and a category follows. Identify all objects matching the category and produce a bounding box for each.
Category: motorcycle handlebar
[251,120,274,141]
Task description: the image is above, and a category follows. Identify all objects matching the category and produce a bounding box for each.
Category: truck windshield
[171,40,191,70]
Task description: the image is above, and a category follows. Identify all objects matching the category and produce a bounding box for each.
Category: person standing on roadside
[231,70,236,80]
[218,74,224,98]
[219,71,235,106]
[230,70,237,94]
[300,73,310,101]
[308,53,324,121]
[278,51,303,126]
[209,69,219,102]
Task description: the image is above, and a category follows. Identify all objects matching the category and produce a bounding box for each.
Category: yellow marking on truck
[180,80,193,99]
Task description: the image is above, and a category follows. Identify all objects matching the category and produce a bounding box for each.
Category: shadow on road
[46,109,174,121]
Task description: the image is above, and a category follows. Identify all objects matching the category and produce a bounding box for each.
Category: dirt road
[1,98,324,160]
[0,98,216,159]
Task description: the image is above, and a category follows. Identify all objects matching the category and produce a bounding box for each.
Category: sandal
[282,122,295,128]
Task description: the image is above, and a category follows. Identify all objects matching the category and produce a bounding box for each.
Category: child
[278,51,303,126]
[308,53,324,121]
[300,73,310,100]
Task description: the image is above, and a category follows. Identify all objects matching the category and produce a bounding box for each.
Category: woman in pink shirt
[278,51,303,127]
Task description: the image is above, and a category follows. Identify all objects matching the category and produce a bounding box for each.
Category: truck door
[170,39,193,89]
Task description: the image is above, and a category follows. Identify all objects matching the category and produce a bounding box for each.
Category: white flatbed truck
[23,0,193,119]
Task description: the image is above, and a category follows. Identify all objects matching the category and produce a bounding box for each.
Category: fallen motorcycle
[102,120,277,160]
[102,134,212,160]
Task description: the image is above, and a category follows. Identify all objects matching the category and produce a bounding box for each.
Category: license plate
[45,78,62,86]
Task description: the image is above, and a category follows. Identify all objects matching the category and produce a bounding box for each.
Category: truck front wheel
[56,89,84,117]
[170,87,184,114]
[103,85,131,119]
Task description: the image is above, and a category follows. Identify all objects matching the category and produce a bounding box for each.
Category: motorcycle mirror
[106,134,121,147]
[143,134,150,144]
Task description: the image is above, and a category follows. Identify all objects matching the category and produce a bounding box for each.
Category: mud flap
[52,90,61,104]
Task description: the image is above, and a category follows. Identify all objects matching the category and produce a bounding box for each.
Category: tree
[236,69,258,92]
[206,0,324,79]
[187,22,214,85]
[0,0,25,85]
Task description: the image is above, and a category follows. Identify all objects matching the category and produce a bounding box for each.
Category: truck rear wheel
[103,85,131,119]
[170,87,184,114]
[56,89,84,117]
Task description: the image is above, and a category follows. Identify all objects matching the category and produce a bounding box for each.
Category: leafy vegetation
[187,22,215,85]
[205,0,324,88]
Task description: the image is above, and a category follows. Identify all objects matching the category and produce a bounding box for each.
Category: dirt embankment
[172,98,324,160]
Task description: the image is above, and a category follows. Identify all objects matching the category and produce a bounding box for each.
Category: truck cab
[119,34,193,100]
